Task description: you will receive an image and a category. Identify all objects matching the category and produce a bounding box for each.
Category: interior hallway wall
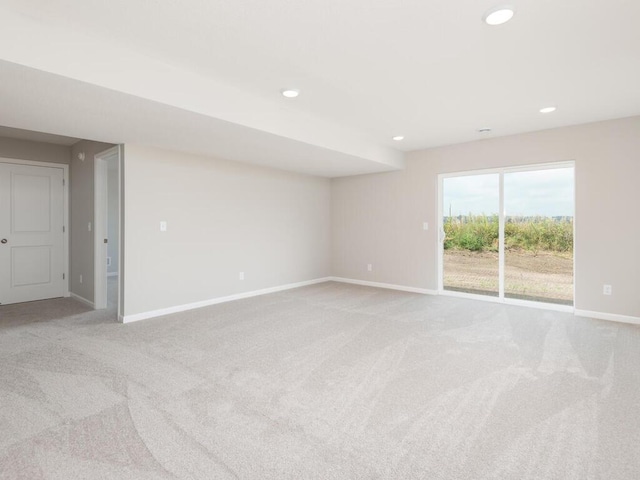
[331,116,640,318]
[107,162,119,276]
[69,140,116,304]
[0,136,70,164]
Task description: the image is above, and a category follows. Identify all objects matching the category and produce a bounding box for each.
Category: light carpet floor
[1,280,639,479]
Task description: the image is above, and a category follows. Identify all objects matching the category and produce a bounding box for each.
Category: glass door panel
[442,174,500,297]
[503,168,574,305]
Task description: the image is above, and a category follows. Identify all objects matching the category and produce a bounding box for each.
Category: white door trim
[94,146,121,315]
[0,157,69,298]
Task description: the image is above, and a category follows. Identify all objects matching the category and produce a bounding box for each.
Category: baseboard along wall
[121,277,333,323]
[328,277,437,295]
[574,309,640,326]
[69,292,95,308]
[116,275,639,327]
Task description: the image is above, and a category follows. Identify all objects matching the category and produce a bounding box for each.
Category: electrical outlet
[239,272,245,281]
[79,274,83,284]
[423,222,429,231]
[367,264,372,272]
[603,284,612,295]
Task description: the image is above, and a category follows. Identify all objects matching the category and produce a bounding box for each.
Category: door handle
[1,239,7,244]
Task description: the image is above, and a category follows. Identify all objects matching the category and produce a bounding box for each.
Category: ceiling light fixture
[477,128,492,134]
[281,89,300,98]
[483,6,515,26]
[392,136,405,141]
[539,106,557,114]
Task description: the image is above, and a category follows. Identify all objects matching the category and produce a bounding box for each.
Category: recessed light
[483,6,515,26]
[392,136,405,141]
[477,128,492,134]
[281,89,300,98]
[539,106,557,114]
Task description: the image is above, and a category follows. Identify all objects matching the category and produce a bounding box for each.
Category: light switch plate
[160,221,167,232]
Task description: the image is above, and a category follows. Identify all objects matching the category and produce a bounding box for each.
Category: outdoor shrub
[444,214,572,254]
[458,231,485,251]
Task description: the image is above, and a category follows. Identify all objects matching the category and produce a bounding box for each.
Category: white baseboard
[574,309,640,326]
[70,292,95,308]
[121,277,332,323]
[117,274,639,327]
[329,279,639,325]
[107,272,119,277]
[329,277,437,295]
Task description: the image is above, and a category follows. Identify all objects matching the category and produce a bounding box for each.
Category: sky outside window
[443,168,574,218]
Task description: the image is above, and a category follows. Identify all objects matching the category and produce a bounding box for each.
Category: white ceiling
[0,0,639,176]
[0,61,395,177]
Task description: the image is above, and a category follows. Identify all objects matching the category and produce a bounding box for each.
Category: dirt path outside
[443,250,573,304]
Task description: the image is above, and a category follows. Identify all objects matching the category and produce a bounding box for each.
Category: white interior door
[0,162,66,305]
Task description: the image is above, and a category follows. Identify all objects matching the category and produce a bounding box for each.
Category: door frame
[0,157,70,299]
[94,146,122,316]
[437,161,575,312]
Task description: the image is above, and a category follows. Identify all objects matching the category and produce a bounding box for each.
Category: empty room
[1,1,639,479]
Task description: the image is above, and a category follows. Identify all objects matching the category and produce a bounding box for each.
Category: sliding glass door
[442,173,500,296]
[504,167,574,304]
[439,163,574,307]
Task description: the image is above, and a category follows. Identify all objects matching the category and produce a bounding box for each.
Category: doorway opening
[94,146,122,317]
[438,162,574,308]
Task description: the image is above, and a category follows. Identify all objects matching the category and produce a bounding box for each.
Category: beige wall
[69,140,116,302]
[0,136,70,164]
[122,145,331,316]
[332,116,640,318]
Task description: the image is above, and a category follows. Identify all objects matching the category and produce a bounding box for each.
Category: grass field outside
[443,215,573,304]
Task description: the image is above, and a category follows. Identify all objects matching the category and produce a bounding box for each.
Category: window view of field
[443,168,574,305]
[443,215,574,304]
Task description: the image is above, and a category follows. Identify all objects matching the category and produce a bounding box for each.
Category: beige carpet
[1,280,639,479]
